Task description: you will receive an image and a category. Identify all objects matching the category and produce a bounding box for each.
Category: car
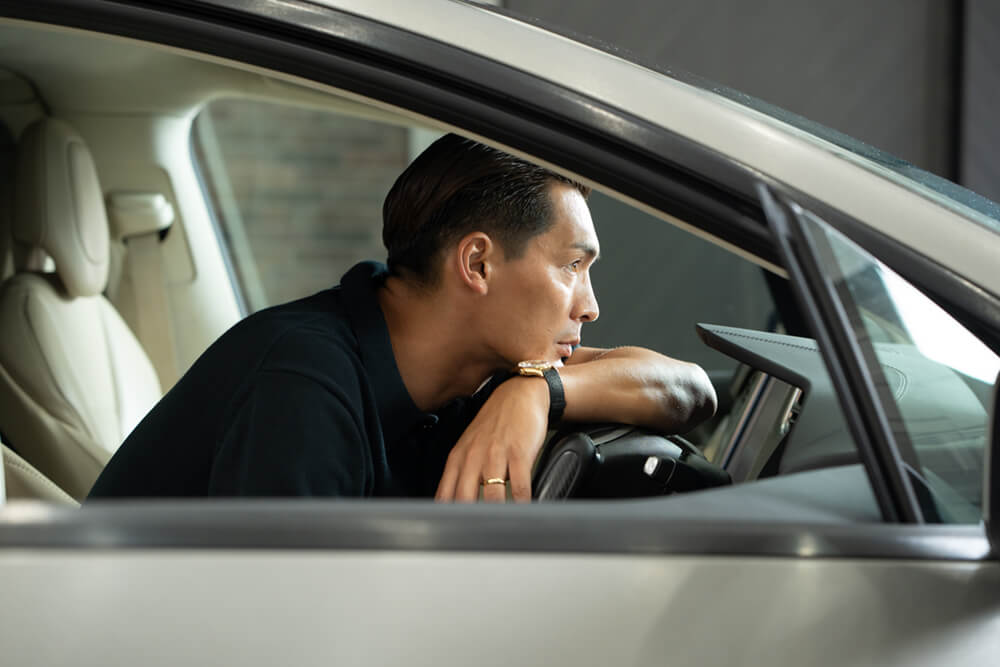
[0,1,998,665]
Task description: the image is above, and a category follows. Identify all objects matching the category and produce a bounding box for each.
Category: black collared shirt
[88,261,477,499]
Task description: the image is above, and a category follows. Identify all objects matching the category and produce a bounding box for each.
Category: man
[88,134,716,502]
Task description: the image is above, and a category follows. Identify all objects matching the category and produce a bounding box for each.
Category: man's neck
[377,276,500,412]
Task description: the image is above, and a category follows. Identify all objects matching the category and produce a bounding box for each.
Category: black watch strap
[542,366,566,425]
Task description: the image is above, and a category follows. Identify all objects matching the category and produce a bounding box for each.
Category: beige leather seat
[0,118,162,499]
[1,440,77,506]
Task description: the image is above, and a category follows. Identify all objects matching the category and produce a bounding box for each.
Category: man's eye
[566,260,582,272]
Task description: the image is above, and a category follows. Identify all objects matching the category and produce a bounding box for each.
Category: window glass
[192,99,439,312]
[804,215,997,522]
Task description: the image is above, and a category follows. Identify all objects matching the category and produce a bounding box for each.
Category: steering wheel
[531,424,731,500]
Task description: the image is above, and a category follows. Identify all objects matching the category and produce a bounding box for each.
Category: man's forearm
[436,346,717,503]
[558,346,717,433]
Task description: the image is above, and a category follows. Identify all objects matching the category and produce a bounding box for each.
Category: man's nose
[576,276,599,323]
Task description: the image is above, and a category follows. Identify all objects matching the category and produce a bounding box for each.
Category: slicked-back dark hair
[382,134,590,285]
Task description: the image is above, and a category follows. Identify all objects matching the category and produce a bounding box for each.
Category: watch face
[517,360,554,372]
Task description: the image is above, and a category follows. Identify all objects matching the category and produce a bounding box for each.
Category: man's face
[483,183,600,365]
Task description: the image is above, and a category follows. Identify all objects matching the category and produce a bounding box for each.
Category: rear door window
[192,99,441,312]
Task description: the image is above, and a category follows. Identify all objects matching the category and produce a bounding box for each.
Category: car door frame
[0,0,997,562]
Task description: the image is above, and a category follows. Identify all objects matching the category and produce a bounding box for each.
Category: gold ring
[483,478,507,486]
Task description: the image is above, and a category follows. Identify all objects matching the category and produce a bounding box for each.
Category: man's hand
[434,376,549,503]
[560,346,717,433]
[434,346,717,503]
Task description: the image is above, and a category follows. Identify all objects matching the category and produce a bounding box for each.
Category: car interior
[0,16,991,524]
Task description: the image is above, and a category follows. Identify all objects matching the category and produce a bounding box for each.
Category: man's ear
[454,231,495,295]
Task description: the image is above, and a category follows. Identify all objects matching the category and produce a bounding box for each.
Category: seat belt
[107,192,178,388]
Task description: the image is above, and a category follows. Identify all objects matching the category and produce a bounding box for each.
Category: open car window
[190,96,780,379]
[5,7,976,526]
[0,14,883,518]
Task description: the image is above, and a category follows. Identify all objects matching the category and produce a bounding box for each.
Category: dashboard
[531,322,987,523]
[696,323,854,479]
[696,323,988,522]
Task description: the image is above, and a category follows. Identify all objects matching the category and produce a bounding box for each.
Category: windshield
[802,211,997,522]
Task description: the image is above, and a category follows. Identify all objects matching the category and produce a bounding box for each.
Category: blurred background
[195,0,999,370]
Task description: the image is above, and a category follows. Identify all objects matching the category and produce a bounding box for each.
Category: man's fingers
[480,443,509,503]
[508,454,532,503]
[454,447,486,502]
[481,477,507,503]
[435,449,464,501]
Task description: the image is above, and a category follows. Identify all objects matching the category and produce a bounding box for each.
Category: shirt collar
[339,261,430,447]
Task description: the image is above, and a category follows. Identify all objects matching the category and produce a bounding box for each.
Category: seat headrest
[13,118,109,297]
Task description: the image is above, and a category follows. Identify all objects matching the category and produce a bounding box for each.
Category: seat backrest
[0,118,162,499]
[1,440,78,506]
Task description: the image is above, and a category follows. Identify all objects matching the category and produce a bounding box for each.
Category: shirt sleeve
[207,370,369,497]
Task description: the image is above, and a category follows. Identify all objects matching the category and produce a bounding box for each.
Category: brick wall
[204,99,411,307]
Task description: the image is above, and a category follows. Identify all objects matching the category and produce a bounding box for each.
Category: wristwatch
[516,360,566,425]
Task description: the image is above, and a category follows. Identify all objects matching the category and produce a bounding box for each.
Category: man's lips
[556,339,580,358]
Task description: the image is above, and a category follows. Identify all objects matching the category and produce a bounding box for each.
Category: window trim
[0,502,991,561]
[759,185,920,523]
[188,114,251,318]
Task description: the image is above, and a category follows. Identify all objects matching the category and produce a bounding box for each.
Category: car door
[1,2,999,666]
